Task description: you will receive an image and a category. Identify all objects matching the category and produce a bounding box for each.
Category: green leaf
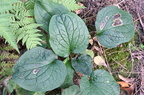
[33,92,45,95]
[50,0,85,11]
[12,47,67,91]
[62,85,83,95]
[0,21,19,53]
[80,70,120,95]
[61,61,74,88]
[83,49,94,58]
[49,12,89,57]
[7,79,16,93]
[71,53,92,76]
[34,0,69,32]
[95,6,135,48]
[16,86,34,95]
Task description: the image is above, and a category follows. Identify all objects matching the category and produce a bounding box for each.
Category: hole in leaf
[112,19,123,26]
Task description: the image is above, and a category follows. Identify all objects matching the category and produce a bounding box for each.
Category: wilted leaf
[117,81,133,88]
[89,39,93,45]
[117,81,134,95]
[94,56,107,67]
[118,74,135,83]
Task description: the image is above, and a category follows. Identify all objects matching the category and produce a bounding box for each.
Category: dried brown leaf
[94,56,107,67]
[118,74,135,83]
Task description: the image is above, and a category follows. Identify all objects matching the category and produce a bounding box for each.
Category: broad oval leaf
[95,6,135,48]
[12,47,67,91]
[49,12,89,57]
[80,70,120,95]
[71,53,92,76]
[62,85,83,95]
[34,0,68,32]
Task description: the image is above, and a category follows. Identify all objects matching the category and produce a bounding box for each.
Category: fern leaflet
[50,0,85,11]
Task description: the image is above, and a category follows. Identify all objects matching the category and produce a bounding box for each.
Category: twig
[128,43,135,77]
[97,43,112,74]
[117,0,125,6]
[112,59,127,70]
[134,15,144,22]
[107,50,128,56]
[136,0,144,30]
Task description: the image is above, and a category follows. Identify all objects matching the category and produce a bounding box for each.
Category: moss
[105,42,133,80]
[94,42,134,80]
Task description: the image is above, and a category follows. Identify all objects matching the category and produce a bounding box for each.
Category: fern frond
[24,0,35,10]
[12,2,42,50]
[0,61,13,76]
[0,27,19,52]
[0,44,19,79]
[50,0,85,11]
[0,0,20,52]
[0,45,14,51]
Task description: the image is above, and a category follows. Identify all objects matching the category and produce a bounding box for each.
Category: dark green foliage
[10,1,134,95]
[62,85,82,95]
[0,0,42,51]
[50,0,85,11]
[95,6,135,48]
[80,70,120,95]
[0,44,19,81]
[49,12,89,57]
[71,53,92,76]
[12,47,67,91]
[34,0,69,32]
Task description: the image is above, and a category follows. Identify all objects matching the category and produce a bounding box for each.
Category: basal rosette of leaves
[11,1,137,95]
[95,6,135,48]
